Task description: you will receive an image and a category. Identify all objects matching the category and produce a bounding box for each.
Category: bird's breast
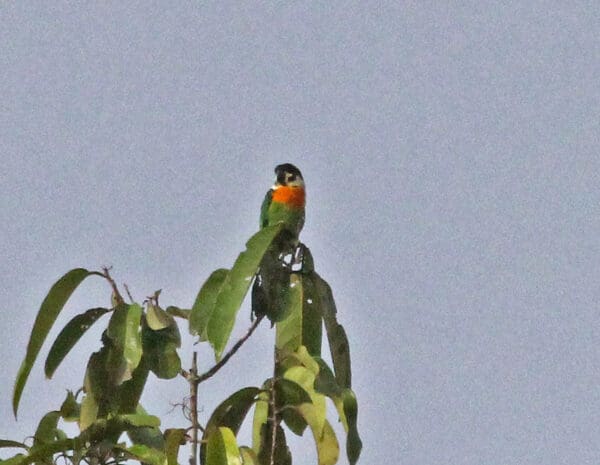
[272,186,305,208]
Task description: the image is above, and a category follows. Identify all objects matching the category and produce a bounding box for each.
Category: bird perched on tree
[260,163,306,240]
[253,163,306,322]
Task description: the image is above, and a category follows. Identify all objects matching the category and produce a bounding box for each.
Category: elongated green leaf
[256,424,291,465]
[342,388,362,465]
[190,268,229,340]
[208,224,284,360]
[117,444,167,465]
[164,428,186,465]
[80,348,108,430]
[13,268,97,417]
[313,274,351,388]
[251,392,269,454]
[201,387,259,464]
[276,378,311,436]
[106,303,143,384]
[301,273,322,356]
[0,440,28,450]
[206,427,242,465]
[44,307,110,378]
[275,274,303,352]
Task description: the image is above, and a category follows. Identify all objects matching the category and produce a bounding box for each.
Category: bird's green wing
[259,189,273,229]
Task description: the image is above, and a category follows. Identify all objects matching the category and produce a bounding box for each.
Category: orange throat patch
[272,186,306,208]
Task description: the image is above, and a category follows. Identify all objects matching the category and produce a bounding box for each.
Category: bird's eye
[287,174,296,182]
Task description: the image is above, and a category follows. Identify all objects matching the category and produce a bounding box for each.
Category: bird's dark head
[274,163,304,188]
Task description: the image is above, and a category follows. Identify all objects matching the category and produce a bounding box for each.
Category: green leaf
[276,378,311,436]
[59,390,80,422]
[146,302,173,330]
[0,440,28,450]
[251,243,291,323]
[275,274,303,352]
[164,428,186,465]
[251,392,269,454]
[206,427,242,465]
[207,224,284,360]
[256,424,291,465]
[33,411,61,445]
[127,405,165,450]
[166,306,191,320]
[118,413,161,428]
[44,307,110,378]
[0,454,26,465]
[313,274,351,388]
[117,444,167,465]
[189,268,229,340]
[19,439,75,465]
[142,318,181,380]
[342,388,362,465]
[106,303,143,384]
[301,273,322,356]
[80,348,108,430]
[201,387,259,464]
[238,446,258,465]
[13,268,96,417]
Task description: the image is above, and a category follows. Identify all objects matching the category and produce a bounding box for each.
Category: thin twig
[123,283,134,303]
[195,315,264,384]
[188,352,199,465]
[101,267,124,304]
[269,348,279,465]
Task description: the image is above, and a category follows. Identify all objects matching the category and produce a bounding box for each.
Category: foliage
[3,226,361,465]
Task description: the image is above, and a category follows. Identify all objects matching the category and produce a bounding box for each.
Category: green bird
[253,163,306,321]
[260,163,306,239]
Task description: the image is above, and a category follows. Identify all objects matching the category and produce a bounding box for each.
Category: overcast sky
[1,2,600,465]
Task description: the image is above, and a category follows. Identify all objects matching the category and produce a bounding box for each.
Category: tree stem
[189,352,199,465]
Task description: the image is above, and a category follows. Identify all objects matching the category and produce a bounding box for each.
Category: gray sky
[1,2,600,464]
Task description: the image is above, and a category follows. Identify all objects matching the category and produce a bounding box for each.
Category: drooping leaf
[205,427,242,465]
[276,378,312,436]
[313,273,351,388]
[164,428,187,465]
[117,444,167,465]
[201,387,259,464]
[251,391,269,454]
[106,303,143,384]
[275,273,303,352]
[256,424,291,465]
[116,356,150,414]
[301,273,322,356]
[13,268,97,417]
[0,440,28,450]
[146,302,173,330]
[189,268,229,340]
[19,439,75,465]
[251,242,291,323]
[80,347,109,430]
[342,388,362,465]
[142,317,181,379]
[44,307,110,378]
[207,223,284,360]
